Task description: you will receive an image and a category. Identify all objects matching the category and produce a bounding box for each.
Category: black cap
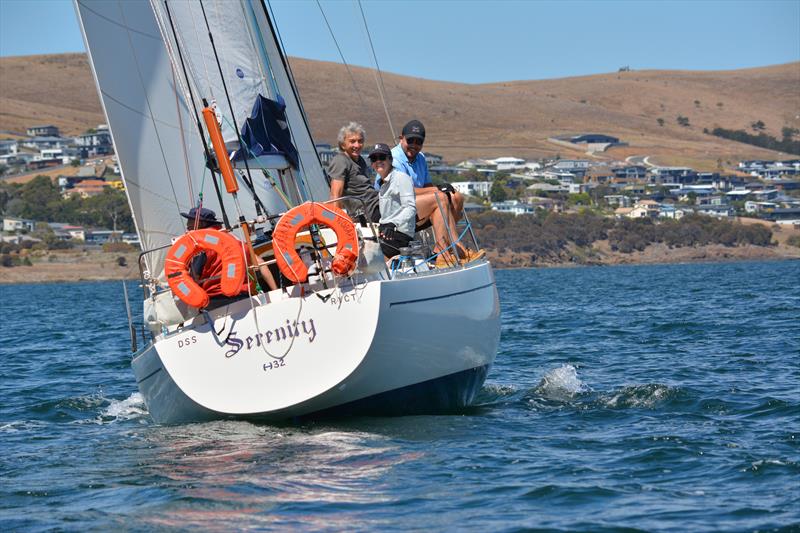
[180,207,220,224]
[368,143,392,158]
[401,120,425,141]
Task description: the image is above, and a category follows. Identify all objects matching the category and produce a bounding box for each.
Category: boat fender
[164,229,247,308]
[273,202,359,283]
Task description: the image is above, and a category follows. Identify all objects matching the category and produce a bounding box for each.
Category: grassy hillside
[1,53,798,168]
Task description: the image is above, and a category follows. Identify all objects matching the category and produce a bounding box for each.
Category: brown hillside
[1,53,798,168]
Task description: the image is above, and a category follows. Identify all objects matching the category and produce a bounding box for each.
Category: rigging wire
[163,0,231,229]
[315,0,367,109]
[265,0,328,199]
[198,0,268,218]
[356,0,395,140]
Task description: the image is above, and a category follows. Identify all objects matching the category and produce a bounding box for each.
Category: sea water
[1,261,798,531]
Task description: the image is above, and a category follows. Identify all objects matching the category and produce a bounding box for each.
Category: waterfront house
[491,200,534,216]
[3,217,36,233]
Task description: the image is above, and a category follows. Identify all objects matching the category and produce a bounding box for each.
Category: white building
[488,157,526,171]
[491,200,534,216]
[3,217,36,232]
[451,181,491,198]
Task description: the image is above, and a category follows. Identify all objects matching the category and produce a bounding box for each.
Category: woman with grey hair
[328,122,381,222]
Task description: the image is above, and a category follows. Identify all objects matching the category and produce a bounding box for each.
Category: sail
[75,0,330,276]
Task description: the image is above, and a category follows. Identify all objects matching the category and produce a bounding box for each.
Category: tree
[18,176,62,221]
[657,118,665,127]
[751,120,766,131]
[490,180,507,202]
[676,115,690,127]
[782,127,799,141]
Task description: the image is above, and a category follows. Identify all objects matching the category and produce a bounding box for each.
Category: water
[1,261,798,531]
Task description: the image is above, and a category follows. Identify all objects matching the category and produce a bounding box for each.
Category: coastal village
[2,126,799,253]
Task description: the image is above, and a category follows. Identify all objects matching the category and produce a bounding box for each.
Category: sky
[0,0,798,83]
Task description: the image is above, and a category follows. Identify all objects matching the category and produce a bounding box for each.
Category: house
[612,165,648,181]
[74,126,113,157]
[85,229,123,244]
[0,140,18,156]
[569,134,620,144]
[648,167,698,185]
[765,208,800,225]
[604,195,631,207]
[658,204,685,219]
[745,201,778,214]
[488,157,526,171]
[696,205,735,218]
[63,179,108,198]
[3,217,36,232]
[27,125,60,137]
[491,200,534,216]
[22,136,70,150]
[549,160,591,177]
[463,202,487,214]
[451,181,491,198]
[527,182,568,194]
[48,223,87,241]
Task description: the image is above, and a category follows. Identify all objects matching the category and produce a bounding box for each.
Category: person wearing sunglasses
[390,120,464,216]
[370,143,416,259]
[328,121,381,223]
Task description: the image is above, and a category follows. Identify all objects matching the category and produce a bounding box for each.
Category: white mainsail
[75,0,329,275]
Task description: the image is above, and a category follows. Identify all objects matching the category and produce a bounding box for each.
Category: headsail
[74,0,329,276]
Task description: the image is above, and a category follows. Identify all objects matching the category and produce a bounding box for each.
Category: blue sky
[1,0,798,83]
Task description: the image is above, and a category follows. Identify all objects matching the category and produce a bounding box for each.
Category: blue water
[1,261,798,531]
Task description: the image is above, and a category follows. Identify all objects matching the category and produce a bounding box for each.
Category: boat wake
[98,392,148,423]
[534,364,590,400]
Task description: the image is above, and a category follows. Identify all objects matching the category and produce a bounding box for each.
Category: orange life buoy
[164,229,247,308]
[272,202,359,283]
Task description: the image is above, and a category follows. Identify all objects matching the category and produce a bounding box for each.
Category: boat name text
[224,318,317,358]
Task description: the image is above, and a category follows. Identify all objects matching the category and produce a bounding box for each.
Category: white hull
[132,261,500,423]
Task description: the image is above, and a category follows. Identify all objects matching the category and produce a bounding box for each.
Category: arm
[329,179,345,209]
[327,155,347,209]
[397,174,417,234]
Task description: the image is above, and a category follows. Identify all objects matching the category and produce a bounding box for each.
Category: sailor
[391,121,481,265]
[369,143,416,259]
[391,119,465,219]
[328,122,381,223]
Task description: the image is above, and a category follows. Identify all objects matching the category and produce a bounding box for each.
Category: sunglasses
[369,154,388,162]
[405,137,424,146]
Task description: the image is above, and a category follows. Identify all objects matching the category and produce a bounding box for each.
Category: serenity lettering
[224,318,317,358]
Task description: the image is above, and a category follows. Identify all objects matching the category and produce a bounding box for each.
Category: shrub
[103,242,136,253]
[117,256,127,267]
[1,254,13,267]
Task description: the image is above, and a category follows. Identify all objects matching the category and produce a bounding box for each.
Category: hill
[1,53,798,168]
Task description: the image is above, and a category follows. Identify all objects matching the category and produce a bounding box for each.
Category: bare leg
[416,192,465,257]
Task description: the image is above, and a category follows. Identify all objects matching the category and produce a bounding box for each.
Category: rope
[315,0,367,109]
[356,0,395,140]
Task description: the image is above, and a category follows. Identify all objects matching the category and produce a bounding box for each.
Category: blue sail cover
[232,94,299,168]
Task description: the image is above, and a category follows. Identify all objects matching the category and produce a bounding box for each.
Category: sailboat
[75,0,500,423]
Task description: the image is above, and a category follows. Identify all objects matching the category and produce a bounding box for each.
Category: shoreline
[1,244,798,285]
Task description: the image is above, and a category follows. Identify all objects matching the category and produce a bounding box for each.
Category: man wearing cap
[391,119,464,217]
[328,121,381,222]
[179,207,269,300]
[369,143,416,258]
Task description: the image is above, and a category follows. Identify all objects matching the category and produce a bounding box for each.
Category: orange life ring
[272,202,359,283]
[164,229,247,308]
